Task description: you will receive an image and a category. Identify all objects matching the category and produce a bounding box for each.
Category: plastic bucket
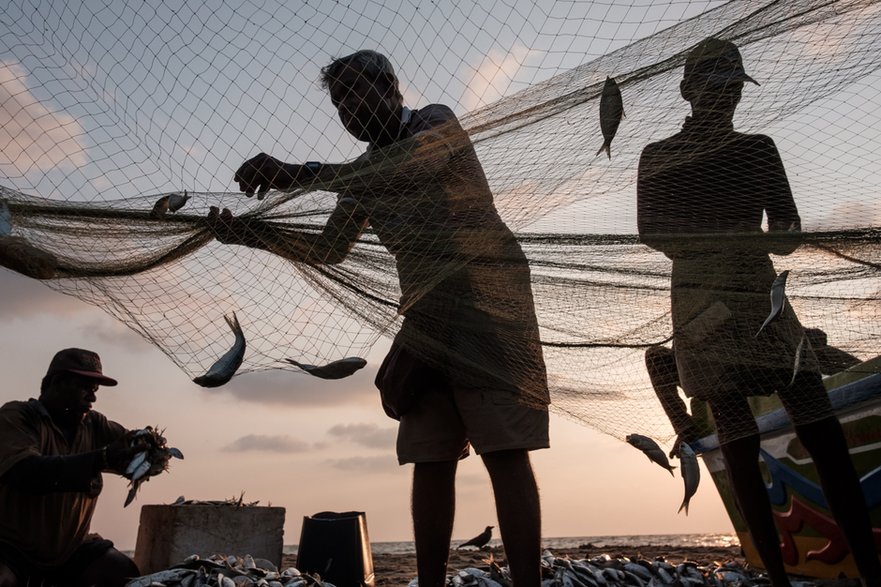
[296,511,375,587]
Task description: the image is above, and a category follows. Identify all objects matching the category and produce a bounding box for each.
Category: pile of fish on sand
[409,550,829,587]
[126,554,332,587]
[123,426,184,507]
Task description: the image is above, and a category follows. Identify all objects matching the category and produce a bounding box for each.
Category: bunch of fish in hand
[123,426,184,507]
[126,553,333,587]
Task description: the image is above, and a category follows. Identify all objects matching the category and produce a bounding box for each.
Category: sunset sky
[3,0,880,555]
[0,269,734,551]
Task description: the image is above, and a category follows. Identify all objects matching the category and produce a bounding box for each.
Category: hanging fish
[596,76,624,160]
[193,312,246,387]
[756,270,790,337]
[790,331,807,386]
[150,190,190,218]
[283,356,367,380]
[678,442,700,515]
[625,433,676,476]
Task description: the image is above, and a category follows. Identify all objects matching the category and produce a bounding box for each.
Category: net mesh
[2,0,880,445]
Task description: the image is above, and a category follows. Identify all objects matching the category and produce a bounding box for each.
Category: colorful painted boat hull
[695,365,881,579]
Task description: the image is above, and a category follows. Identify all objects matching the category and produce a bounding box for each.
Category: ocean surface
[282,533,739,556]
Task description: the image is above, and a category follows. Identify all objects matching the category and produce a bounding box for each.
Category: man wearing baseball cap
[637,38,881,586]
[0,348,144,587]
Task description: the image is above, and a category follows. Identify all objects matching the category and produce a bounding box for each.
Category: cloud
[461,46,534,111]
[223,434,312,453]
[213,366,379,408]
[325,454,400,473]
[0,270,93,319]
[0,61,88,174]
[327,422,396,449]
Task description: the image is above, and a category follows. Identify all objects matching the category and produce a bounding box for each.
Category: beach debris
[170,492,261,507]
[457,526,494,550]
[756,269,790,336]
[125,553,327,587]
[123,426,184,507]
[193,312,246,388]
[283,356,367,380]
[625,433,676,476]
[678,441,700,515]
[596,76,624,160]
[151,190,190,218]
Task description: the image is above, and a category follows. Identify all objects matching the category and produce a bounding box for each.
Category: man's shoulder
[410,104,459,130]
[0,399,39,416]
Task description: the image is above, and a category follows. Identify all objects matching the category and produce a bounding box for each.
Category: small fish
[678,442,700,515]
[790,331,806,386]
[756,270,790,336]
[626,434,676,476]
[0,199,11,236]
[596,76,624,160]
[193,312,246,388]
[283,356,367,380]
[167,446,184,459]
[150,190,189,218]
[125,450,148,476]
[131,458,152,482]
[124,477,145,507]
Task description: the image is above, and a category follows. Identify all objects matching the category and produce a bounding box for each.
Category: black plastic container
[296,511,375,587]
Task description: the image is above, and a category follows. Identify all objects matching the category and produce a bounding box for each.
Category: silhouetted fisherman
[637,38,881,587]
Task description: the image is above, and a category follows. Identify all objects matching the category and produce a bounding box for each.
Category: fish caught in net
[1,0,880,446]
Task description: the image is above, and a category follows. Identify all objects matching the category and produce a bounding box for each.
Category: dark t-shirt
[347,104,549,405]
[637,122,817,398]
[0,399,125,566]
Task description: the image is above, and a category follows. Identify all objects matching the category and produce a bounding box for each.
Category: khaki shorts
[396,385,549,464]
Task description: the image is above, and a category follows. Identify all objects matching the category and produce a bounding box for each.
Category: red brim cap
[67,369,118,386]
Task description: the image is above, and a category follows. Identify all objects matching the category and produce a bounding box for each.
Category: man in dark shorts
[646,328,863,453]
[206,50,549,587]
[0,348,143,587]
[637,38,880,586]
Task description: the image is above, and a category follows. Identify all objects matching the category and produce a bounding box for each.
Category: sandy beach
[282,543,746,586]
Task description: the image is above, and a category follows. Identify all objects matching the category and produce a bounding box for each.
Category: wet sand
[282,543,745,586]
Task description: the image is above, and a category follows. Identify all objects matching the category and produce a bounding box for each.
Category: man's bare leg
[413,460,458,587]
[482,449,541,587]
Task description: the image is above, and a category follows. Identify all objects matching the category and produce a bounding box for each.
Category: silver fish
[131,458,152,482]
[678,442,700,515]
[193,312,246,387]
[124,477,145,507]
[150,190,189,218]
[283,356,367,380]
[626,433,676,476]
[125,450,148,476]
[790,330,807,387]
[167,446,184,459]
[0,199,11,236]
[596,76,624,160]
[756,269,790,336]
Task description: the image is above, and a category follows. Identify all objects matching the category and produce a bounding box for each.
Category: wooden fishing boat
[694,357,881,579]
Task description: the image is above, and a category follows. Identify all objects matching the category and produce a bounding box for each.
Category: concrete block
[134,504,285,574]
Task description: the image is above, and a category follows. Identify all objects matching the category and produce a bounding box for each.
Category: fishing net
[2,0,880,445]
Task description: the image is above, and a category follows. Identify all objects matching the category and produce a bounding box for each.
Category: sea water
[282,533,739,555]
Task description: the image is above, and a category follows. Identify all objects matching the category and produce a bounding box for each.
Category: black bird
[456,526,494,550]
